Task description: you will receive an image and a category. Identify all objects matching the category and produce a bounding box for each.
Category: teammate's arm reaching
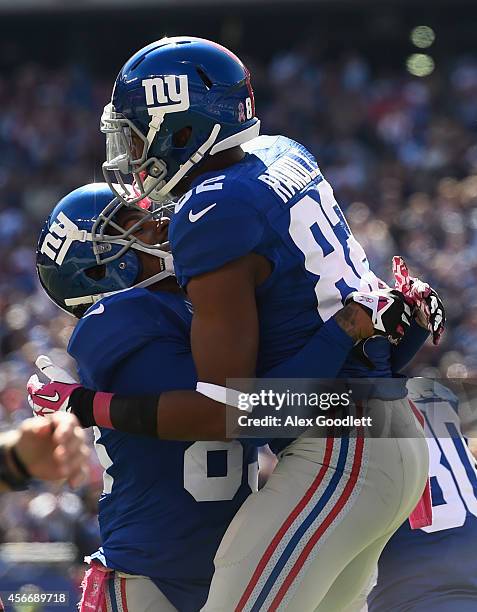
[29,254,412,440]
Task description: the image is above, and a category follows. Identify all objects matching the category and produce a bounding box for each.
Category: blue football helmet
[36,183,174,316]
[101,36,260,205]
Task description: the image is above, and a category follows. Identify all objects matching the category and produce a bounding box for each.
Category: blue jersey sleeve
[390,320,429,373]
[263,317,354,378]
[170,182,265,287]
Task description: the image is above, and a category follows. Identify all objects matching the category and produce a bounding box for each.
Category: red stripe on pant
[269,437,364,611]
[120,577,129,612]
[235,437,335,612]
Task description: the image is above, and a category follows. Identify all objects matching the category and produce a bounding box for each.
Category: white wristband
[196,382,251,412]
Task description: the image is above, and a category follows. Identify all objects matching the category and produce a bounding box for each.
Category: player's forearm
[67,387,230,440]
[333,302,374,341]
[157,391,228,439]
[92,390,228,440]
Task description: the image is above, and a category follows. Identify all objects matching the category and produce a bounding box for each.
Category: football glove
[393,256,445,346]
[345,288,412,345]
[28,356,80,418]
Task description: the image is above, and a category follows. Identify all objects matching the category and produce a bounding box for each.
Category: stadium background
[0,0,476,607]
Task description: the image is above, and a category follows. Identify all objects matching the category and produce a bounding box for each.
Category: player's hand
[11,413,90,488]
[345,288,412,345]
[27,355,80,418]
[393,256,445,345]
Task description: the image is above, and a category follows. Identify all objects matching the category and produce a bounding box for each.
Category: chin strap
[143,123,222,202]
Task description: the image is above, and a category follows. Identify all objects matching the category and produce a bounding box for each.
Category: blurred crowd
[1,43,477,602]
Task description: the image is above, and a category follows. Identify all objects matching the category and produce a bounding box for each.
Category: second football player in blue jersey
[34,184,258,611]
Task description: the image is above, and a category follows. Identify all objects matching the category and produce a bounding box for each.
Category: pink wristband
[93,392,114,429]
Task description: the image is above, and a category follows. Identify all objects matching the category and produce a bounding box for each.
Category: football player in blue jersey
[33,183,260,612]
[366,379,477,612]
[30,37,444,611]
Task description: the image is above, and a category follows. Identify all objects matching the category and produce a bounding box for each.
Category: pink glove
[27,356,80,418]
[393,256,445,345]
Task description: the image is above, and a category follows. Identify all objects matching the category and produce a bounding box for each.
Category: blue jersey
[170,135,389,378]
[368,380,477,611]
[68,288,258,612]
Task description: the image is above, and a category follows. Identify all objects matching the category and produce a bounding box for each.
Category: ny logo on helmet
[142,75,190,118]
[40,212,81,265]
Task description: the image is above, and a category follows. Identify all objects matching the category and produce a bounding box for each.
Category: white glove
[35,355,78,384]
